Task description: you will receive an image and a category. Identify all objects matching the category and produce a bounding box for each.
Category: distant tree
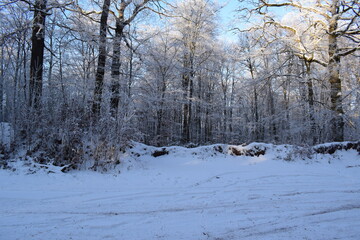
[171,0,218,143]
[239,0,360,142]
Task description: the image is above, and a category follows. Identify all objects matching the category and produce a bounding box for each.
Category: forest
[0,0,359,167]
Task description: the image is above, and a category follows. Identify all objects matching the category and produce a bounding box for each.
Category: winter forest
[1,1,360,239]
[0,0,359,166]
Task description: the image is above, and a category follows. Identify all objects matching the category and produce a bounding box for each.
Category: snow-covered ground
[1,143,360,240]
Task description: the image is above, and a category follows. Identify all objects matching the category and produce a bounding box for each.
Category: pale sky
[218,0,240,42]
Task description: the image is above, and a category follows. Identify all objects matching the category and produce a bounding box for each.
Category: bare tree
[109,0,153,116]
[239,0,360,141]
[29,0,47,109]
[92,0,111,118]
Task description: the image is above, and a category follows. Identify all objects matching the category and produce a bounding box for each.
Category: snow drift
[0,141,359,240]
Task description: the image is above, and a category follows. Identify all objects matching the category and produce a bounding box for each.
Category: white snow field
[1,143,360,240]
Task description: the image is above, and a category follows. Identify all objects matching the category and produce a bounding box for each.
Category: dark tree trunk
[268,79,278,142]
[109,0,150,117]
[156,75,167,142]
[0,46,4,122]
[13,40,22,124]
[110,20,124,116]
[181,53,191,143]
[92,0,111,117]
[305,62,317,145]
[195,75,202,143]
[249,60,259,141]
[229,75,235,140]
[23,32,28,104]
[282,54,291,142]
[29,0,47,109]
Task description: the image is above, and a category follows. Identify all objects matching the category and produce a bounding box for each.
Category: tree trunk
[47,18,55,111]
[13,41,22,124]
[249,60,259,141]
[156,75,167,143]
[268,79,278,142]
[29,0,47,109]
[328,0,344,141]
[195,74,202,143]
[305,62,317,145]
[59,49,67,107]
[92,0,111,117]
[22,33,28,104]
[182,73,190,143]
[181,53,191,143]
[0,46,4,122]
[110,20,125,117]
[229,75,235,141]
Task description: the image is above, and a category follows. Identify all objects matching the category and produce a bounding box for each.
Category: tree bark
[110,20,125,116]
[181,54,191,143]
[305,62,317,145]
[109,0,150,117]
[92,0,111,118]
[29,0,47,109]
[248,59,259,141]
[328,0,344,142]
[0,46,4,122]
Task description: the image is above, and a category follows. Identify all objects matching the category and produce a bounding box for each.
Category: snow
[1,143,360,240]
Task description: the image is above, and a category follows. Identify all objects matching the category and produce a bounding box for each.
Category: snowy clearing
[1,143,360,240]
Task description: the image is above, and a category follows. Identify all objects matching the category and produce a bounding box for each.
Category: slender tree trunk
[58,49,67,107]
[13,41,22,124]
[268,79,277,142]
[248,60,259,141]
[29,0,47,109]
[0,46,4,122]
[182,54,191,143]
[221,69,228,142]
[205,82,214,143]
[305,62,317,145]
[229,75,235,141]
[23,33,28,105]
[156,75,167,142]
[283,54,291,142]
[195,75,202,143]
[110,20,125,117]
[92,0,111,117]
[47,21,55,111]
[189,71,194,141]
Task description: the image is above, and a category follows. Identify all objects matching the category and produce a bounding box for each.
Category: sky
[218,0,242,42]
[219,0,239,22]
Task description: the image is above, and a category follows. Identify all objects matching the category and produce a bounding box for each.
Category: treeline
[0,0,359,166]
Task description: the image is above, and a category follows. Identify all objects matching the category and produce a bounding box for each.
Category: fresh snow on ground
[1,143,360,240]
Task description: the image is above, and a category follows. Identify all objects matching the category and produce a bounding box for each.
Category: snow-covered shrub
[228,143,267,157]
[314,141,360,155]
[89,141,122,172]
[283,146,314,161]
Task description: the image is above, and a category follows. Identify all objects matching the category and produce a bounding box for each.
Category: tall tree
[172,0,218,143]
[29,0,47,109]
[92,0,111,117]
[110,0,152,116]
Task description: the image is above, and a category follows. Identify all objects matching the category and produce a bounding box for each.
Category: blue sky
[218,0,240,41]
[219,0,239,21]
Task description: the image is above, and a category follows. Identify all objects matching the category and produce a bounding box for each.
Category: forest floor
[1,143,360,240]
